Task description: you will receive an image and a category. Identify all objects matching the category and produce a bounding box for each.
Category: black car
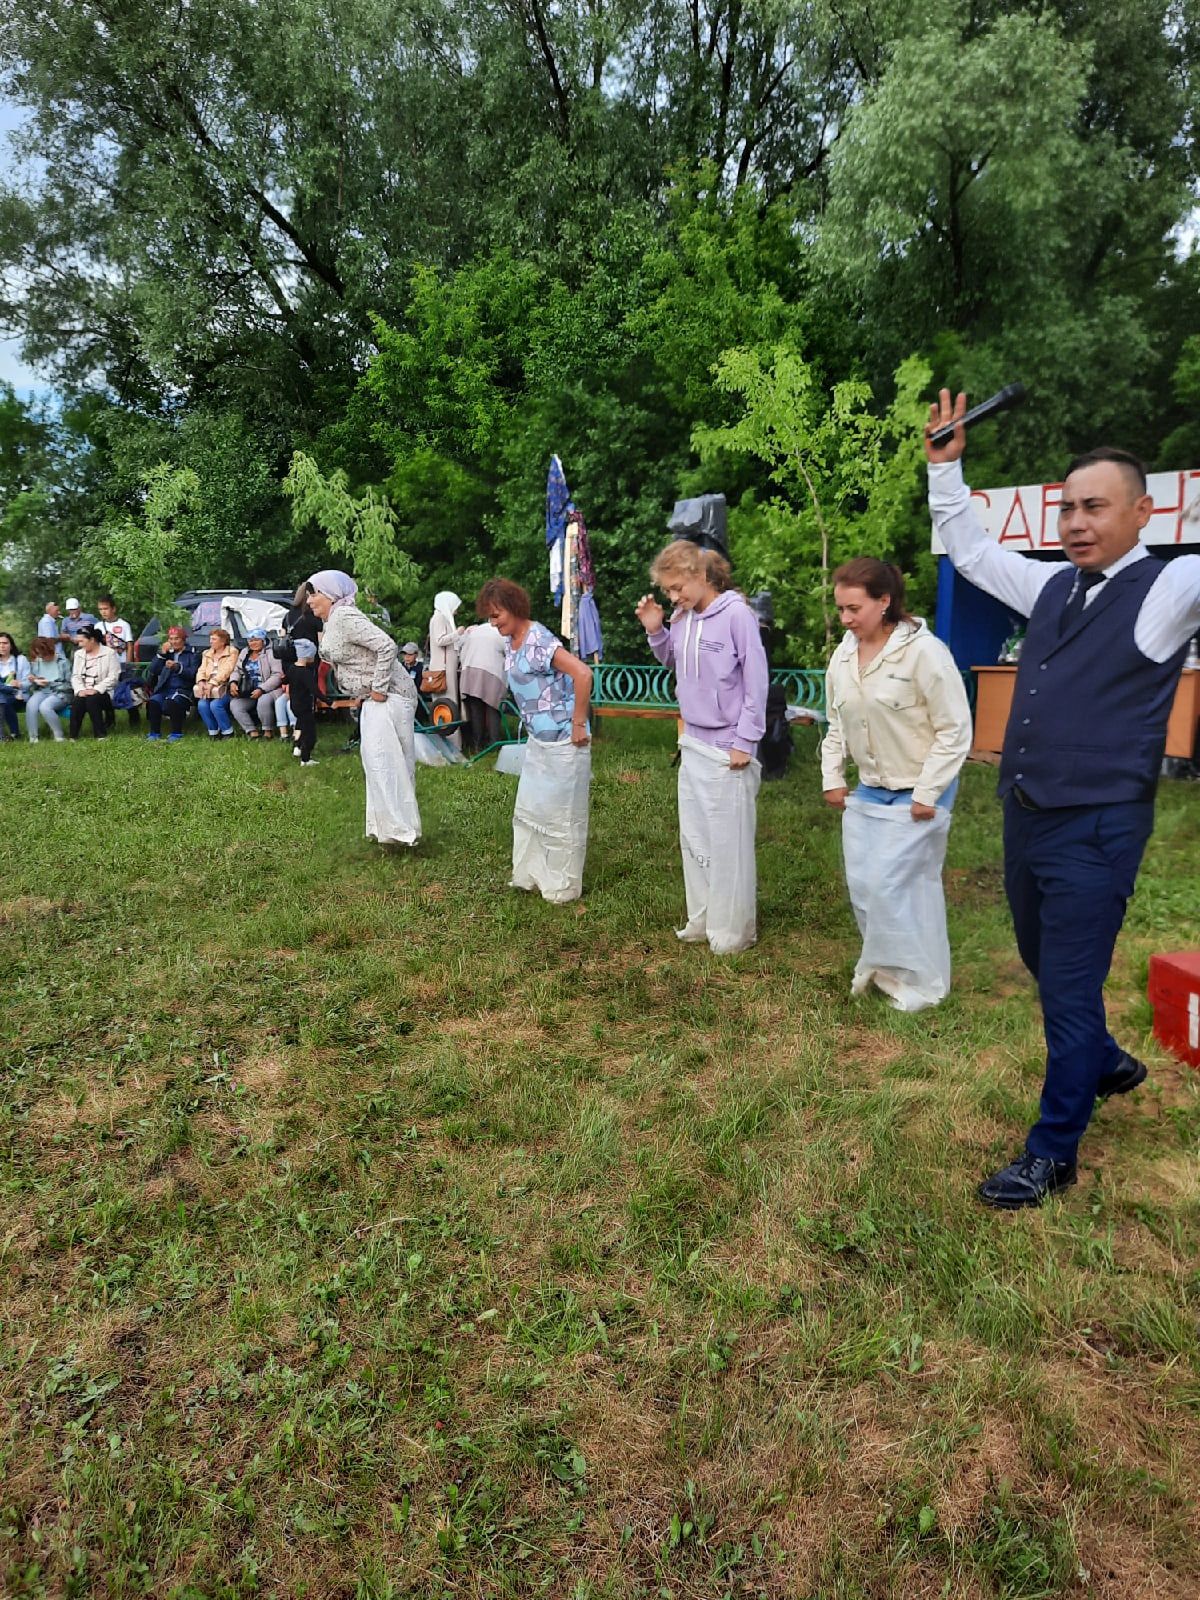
[135,589,295,662]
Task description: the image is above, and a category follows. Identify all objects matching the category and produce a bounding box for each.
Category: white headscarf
[307,570,358,613]
[433,590,461,621]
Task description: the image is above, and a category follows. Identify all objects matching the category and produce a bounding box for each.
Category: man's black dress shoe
[978,1150,1077,1210]
[1096,1051,1148,1100]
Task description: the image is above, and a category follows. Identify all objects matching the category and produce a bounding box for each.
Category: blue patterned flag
[546,455,569,602]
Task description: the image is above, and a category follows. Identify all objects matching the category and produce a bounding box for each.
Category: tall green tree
[282,451,420,604]
[695,348,932,656]
[817,1,1200,475]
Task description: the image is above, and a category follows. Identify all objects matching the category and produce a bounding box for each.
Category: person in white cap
[60,598,97,644]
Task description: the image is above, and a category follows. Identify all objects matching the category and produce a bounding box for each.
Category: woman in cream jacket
[821,558,972,1010]
[307,570,421,845]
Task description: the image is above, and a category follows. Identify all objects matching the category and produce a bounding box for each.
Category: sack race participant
[306,570,421,845]
[635,542,768,955]
[821,558,972,1011]
[477,578,593,903]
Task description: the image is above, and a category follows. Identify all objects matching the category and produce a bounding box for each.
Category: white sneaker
[292,744,301,758]
[300,759,319,767]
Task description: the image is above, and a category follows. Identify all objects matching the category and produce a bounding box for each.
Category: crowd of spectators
[1,585,514,761]
[0,594,319,750]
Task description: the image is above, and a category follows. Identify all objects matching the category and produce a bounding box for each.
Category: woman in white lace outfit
[306,571,422,846]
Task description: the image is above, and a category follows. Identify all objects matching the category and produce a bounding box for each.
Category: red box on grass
[1147,951,1200,1069]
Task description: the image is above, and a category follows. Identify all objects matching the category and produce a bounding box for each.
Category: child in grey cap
[401,641,423,689]
[290,637,319,763]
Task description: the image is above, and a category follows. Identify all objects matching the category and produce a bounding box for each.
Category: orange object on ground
[1148,951,1200,1069]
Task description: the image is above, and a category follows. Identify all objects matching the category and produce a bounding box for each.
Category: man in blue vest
[926,390,1200,1208]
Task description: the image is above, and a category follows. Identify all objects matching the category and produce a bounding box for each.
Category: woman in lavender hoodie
[636,542,769,953]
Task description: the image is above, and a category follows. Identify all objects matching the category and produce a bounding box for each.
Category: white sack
[676,734,760,956]
[494,742,526,776]
[841,795,952,1012]
[511,737,591,903]
[414,731,467,767]
[360,694,421,846]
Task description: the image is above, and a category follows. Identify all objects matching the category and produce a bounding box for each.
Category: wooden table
[972,665,1200,760]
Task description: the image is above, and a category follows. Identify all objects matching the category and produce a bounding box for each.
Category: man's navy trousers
[1003,794,1155,1163]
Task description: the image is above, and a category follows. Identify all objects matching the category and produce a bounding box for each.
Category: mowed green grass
[1,719,1198,1600]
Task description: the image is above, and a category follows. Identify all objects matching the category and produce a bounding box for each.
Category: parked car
[135,589,295,661]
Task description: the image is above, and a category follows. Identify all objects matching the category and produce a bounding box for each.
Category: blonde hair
[650,540,732,592]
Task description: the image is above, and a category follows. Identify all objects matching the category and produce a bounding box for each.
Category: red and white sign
[932,468,1200,554]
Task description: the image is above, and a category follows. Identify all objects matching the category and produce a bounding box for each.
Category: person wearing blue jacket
[145,626,199,741]
[636,541,769,954]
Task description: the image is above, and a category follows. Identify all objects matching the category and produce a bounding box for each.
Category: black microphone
[927,382,1026,448]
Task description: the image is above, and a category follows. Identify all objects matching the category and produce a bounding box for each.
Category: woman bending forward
[307,570,421,847]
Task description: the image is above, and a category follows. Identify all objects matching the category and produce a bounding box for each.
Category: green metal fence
[590,663,975,715]
[593,662,827,712]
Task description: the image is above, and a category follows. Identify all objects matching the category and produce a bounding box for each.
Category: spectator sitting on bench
[24,637,71,742]
[145,626,199,741]
[230,629,285,739]
[0,633,30,741]
[194,629,239,738]
[69,625,120,740]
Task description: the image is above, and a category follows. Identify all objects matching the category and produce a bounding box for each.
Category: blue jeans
[0,686,19,738]
[853,778,959,812]
[25,689,68,741]
[196,695,233,735]
[1003,797,1154,1163]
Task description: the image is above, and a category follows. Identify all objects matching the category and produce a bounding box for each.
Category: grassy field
[1,718,1198,1600]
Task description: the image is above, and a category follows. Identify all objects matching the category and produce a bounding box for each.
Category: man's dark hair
[1064,447,1147,496]
[98,593,116,608]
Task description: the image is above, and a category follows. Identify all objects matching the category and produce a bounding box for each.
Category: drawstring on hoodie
[681,610,704,676]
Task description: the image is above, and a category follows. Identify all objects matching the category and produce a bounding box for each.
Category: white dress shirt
[929,461,1200,663]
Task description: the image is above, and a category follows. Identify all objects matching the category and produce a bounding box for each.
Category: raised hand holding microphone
[924,388,968,463]
[926,382,1027,459]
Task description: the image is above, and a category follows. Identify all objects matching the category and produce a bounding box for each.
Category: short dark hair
[476,578,531,620]
[98,593,116,608]
[1063,447,1147,496]
[831,558,915,625]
